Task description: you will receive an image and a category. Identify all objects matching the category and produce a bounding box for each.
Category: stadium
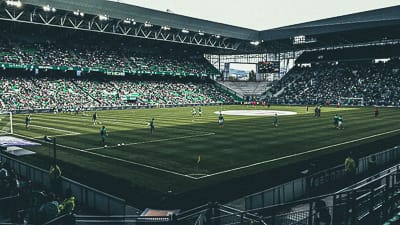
[0,0,400,224]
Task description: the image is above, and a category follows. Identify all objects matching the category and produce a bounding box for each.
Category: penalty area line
[12,133,197,180]
[197,128,400,179]
[84,132,216,151]
[16,123,81,135]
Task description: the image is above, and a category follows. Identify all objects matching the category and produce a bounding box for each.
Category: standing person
[333,114,339,128]
[306,105,309,112]
[218,112,224,128]
[344,152,356,184]
[25,114,31,129]
[49,165,62,195]
[338,115,344,129]
[273,113,278,128]
[92,112,97,125]
[314,200,331,225]
[150,118,155,134]
[198,107,202,117]
[192,107,196,119]
[374,107,379,118]
[100,126,108,144]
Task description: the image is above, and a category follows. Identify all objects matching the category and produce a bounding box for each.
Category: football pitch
[8,105,400,207]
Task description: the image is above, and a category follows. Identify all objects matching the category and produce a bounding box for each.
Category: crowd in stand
[0,36,235,111]
[268,58,400,106]
[0,75,234,111]
[0,161,75,224]
[0,39,218,76]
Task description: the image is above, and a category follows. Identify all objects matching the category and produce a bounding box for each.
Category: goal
[339,97,364,106]
[0,112,13,135]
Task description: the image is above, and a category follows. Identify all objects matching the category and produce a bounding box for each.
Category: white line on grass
[196,128,400,179]
[84,132,216,151]
[12,133,198,180]
[17,123,80,135]
[33,133,81,139]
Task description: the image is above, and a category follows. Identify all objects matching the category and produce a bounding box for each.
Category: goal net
[339,97,364,106]
[0,112,13,135]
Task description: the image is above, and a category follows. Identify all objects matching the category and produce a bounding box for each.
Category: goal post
[339,97,364,106]
[0,112,13,135]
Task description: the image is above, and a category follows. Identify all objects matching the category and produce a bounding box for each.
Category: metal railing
[241,146,400,210]
[0,153,141,216]
[206,163,400,225]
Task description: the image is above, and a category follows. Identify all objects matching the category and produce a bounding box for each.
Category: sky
[108,0,400,30]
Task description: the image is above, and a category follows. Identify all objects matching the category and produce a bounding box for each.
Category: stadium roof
[259,5,400,41]
[22,0,259,41]
[4,1,400,52]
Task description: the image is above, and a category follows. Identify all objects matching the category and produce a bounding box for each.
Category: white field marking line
[196,128,400,179]
[84,132,216,151]
[52,115,211,134]
[16,123,80,135]
[33,133,81,139]
[187,173,208,176]
[12,133,197,180]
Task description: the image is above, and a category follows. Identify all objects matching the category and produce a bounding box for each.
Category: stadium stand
[0,34,237,111]
[0,74,234,111]
[267,58,400,106]
[0,37,219,76]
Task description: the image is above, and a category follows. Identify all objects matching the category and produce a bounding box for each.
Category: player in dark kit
[374,107,379,118]
[150,118,155,134]
[92,112,97,125]
[25,114,31,129]
[218,112,224,128]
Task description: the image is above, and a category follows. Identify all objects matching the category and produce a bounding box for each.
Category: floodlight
[99,15,108,21]
[198,31,204,36]
[181,28,189,34]
[124,18,134,24]
[43,5,50,12]
[215,34,220,38]
[144,21,152,27]
[250,41,260,46]
[162,25,170,31]
[73,10,84,17]
[6,0,22,8]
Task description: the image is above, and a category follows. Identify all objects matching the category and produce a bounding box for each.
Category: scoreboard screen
[257,61,280,73]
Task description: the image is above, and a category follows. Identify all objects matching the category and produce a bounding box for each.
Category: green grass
[4,105,400,208]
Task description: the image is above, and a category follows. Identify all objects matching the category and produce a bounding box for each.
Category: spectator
[58,188,75,215]
[344,152,356,184]
[38,192,59,223]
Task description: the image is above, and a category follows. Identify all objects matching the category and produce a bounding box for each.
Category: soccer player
[192,107,196,118]
[273,113,278,128]
[333,114,339,128]
[92,112,97,125]
[218,112,224,128]
[25,114,31,129]
[374,107,379,118]
[149,118,155,134]
[198,107,202,117]
[338,115,344,129]
[100,126,108,144]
